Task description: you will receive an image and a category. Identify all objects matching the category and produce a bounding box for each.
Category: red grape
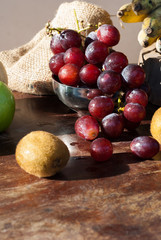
[130,136,160,159]
[97,70,122,95]
[88,96,114,120]
[123,116,141,131]
[49,53,64,75]
[75,115,99,140]
[85,31,98,48]
[63,47,85,68]
[102,113,124,139]
[60,29,82,50]
[121,64,145,89]
[103,51,128,73]
[79,64,101,86]
[85,40,109,65]
[87,89,103,100]
[50,34,66,54]
[139,81,151,96]
[90,137,113,161]
[123,102,146,123]
[58,63,80,86]
[125,89,148,107]
[97,24,120,47]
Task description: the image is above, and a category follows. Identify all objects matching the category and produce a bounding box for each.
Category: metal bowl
[52,77,100,113]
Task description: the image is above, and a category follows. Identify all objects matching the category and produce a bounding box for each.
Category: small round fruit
[130,136,160,159]
[85,40,109,65]
[125,89,148,107]
[15,131,70,178]
[49,53,65,75]
[87,89,103,100]
[121,64,145,89]
[123,102,146,123]
[102,113,124,139]
[0,82,15,132]
[88,96,114,120]
[50,34,66,54]
[85,31,98,48]
[75,115,99,141]
[58,63,80,86]
[140,81,151,96]
[79,64,101,86]
[123,116,141,131]
[90,137,113,161]
[63,47,85,68]
[97,70,122,95]
[97,24,120,47]
[150,107,161,144]
[103,51,128,73]
[60,29,82,50]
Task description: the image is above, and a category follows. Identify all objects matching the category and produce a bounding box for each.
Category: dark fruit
[97,24,120,47]
[58,63,80,86]
[49,53,64,75]
[123,102,146,123]
[85,40,109,65]
[125,89,148,107]
[64,47,85,68]
[140,81,151,96]
[85,31,98,48]
[60,29,82,50]
[122,64,145,89]
[123,116,141,131]
[88,96,114,120]
[97,70,122,95]
[103,51,128,73]
[90,137,113,161]
[130,136,160,159]
[79,64,101,86]
[75,115,99,141]
[87,89,103,100]
[50,34,66,54]
[102,113,124,139]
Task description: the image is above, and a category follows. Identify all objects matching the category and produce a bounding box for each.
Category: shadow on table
[51,152,143,181]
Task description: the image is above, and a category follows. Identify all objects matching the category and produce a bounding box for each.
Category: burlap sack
[0,1,112,95]
[138,43,161,106]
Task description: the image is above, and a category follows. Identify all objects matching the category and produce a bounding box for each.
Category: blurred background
[0,0,142,63]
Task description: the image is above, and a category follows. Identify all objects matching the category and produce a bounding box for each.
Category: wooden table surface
[1,92,161,240]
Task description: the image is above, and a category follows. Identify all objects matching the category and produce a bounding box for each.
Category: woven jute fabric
[0,1,112,95]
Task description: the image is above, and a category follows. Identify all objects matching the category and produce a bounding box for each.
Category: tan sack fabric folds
[0,1,112,95]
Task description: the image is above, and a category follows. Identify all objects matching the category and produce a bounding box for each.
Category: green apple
[0,81,15,132]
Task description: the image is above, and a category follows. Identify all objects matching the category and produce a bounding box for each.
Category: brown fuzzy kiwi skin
[15,131,70,178]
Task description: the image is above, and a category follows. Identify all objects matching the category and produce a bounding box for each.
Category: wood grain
[0,92,161,240]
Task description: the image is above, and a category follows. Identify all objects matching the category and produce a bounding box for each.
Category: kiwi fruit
[15,131,70,177]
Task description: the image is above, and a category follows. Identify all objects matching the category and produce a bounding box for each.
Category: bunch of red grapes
[49,24,160,161]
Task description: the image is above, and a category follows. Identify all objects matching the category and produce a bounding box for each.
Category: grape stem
[74,9,80,31]
[46,21,66,36]
[117,91,125,113]
[46,17,102,37]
